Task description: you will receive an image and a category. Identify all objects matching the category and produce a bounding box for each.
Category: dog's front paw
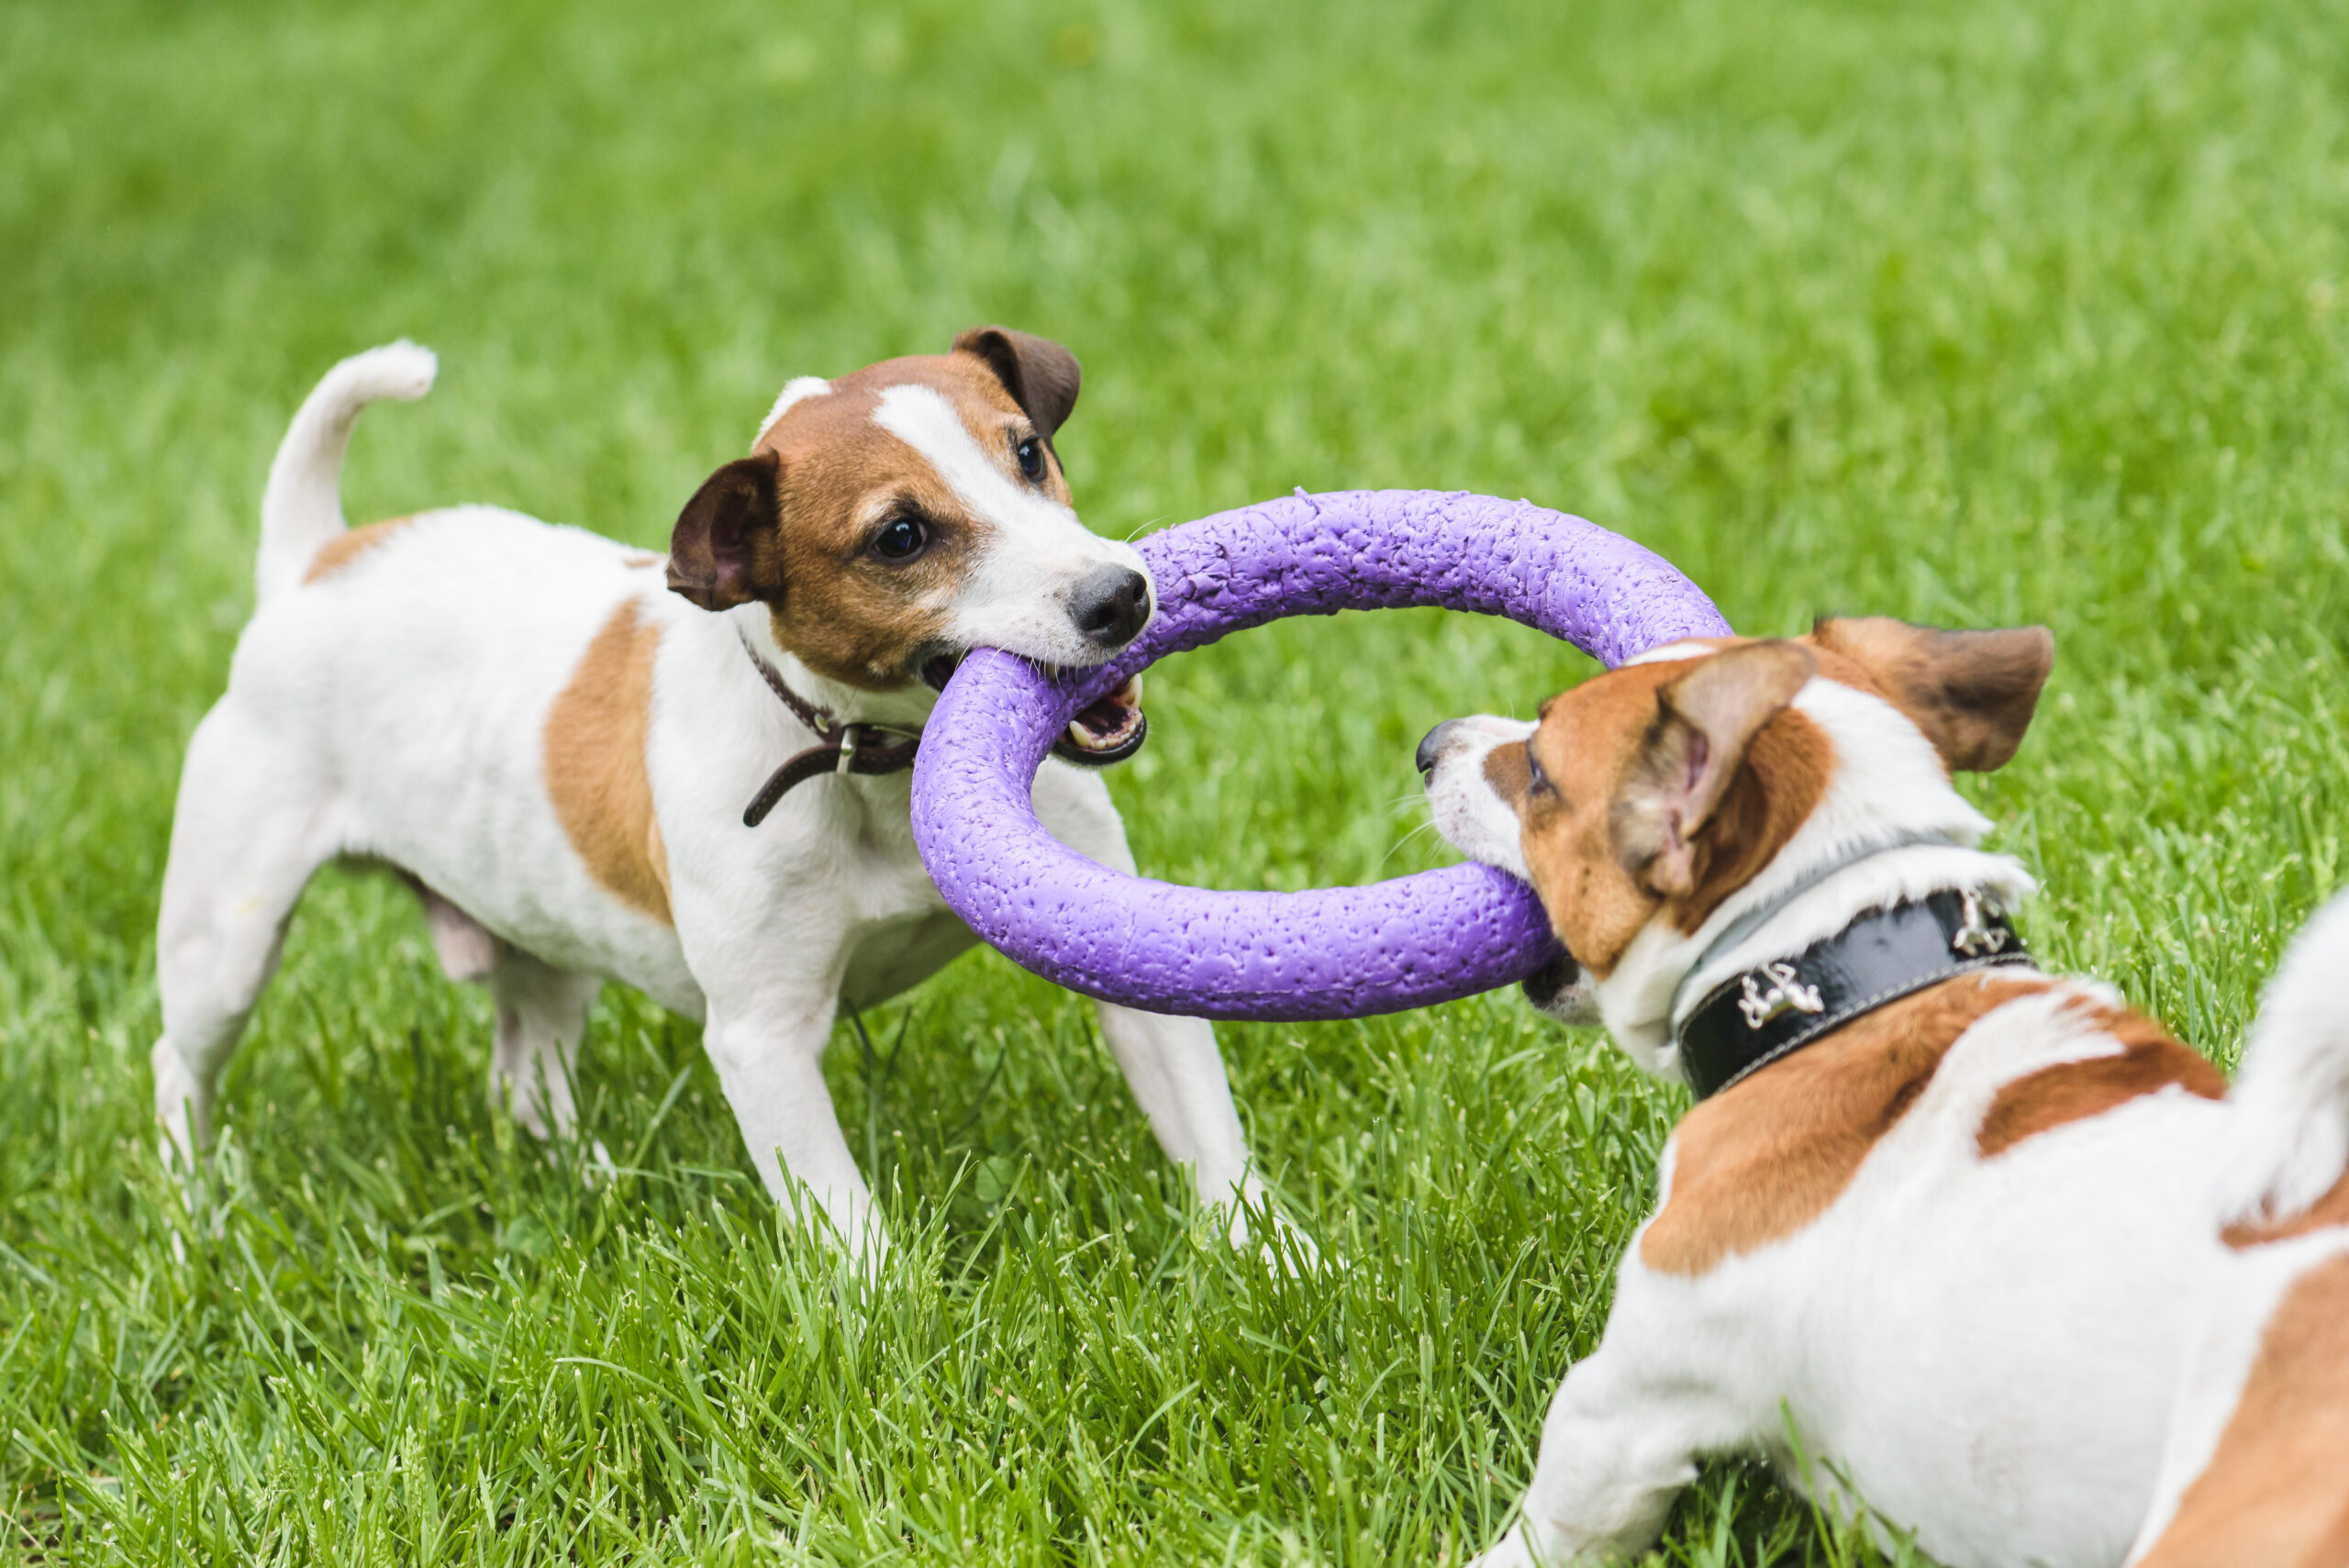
[1215,1196,1334,1275]
[1254,1214,1334,1276]
[1469,1518,1622,1568]
[1464,1524,1542,1568]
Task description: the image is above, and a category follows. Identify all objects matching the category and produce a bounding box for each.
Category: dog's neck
[1597,677,2039,1080]
[721,603,941,739]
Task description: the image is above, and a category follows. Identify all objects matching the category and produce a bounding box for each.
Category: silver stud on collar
[1738,961,1826,1030]
[1951,889,2009,957]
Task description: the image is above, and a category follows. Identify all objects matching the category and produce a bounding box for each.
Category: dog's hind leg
[151,704,338,1168]
[484,945,602,1143]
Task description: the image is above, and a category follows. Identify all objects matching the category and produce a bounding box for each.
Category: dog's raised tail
[2216,889,2349,1230]
[255,340,437,606]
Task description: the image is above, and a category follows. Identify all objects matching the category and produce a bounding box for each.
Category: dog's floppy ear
[952,326,1081,440]
[1811,616,2054,773]
[1612,641,1816,899]
[667,450,782,612]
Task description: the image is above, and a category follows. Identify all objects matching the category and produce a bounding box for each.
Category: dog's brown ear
[667,450,782,612]
[1811,617,2054,773]
[952,326,1081,439]
[1612,641,1816,898]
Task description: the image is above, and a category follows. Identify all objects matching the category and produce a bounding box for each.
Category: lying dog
[152,330,1277,1259]
[1418,621,2349,1566]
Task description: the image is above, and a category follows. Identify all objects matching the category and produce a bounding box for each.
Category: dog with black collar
[1419,622,2349,1566]
[150,330,1288,1262]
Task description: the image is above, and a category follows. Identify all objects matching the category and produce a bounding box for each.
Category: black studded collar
[1673,887,2032,1100]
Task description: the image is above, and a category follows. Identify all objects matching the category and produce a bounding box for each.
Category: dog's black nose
[1416,721,1459,779]
[1070,566,1152,649]
[1521,951,1582,1011]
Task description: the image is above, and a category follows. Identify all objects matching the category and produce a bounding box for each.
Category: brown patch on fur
[1516,656,1831,976]
[669,339,1084,692]
[303,516,418,584]
[2226,1168,2349,1250]
[543,601,672,923]
[764,353,1059,689]
[1517,662,1695,974]
[1641,972,2057,1276]
[624,552,661,568]
[1975,1001,2224,1158]
[2301,1491,2349,1568]
[1672,706,1834,934]
[1483,740,1532,805]
[2134,1255,2349,1568]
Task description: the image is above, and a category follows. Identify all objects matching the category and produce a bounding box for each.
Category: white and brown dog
[152,330,1279,1260]
[1419,622,2349,1566]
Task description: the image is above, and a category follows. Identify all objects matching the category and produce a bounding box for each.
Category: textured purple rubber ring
[910,489,1731,1020]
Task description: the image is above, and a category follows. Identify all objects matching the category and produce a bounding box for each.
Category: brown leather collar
[738,630,922,827]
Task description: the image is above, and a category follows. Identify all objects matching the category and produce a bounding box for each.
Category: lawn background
[7,0,2349,1562]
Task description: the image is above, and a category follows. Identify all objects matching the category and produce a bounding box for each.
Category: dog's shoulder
[1642,971,2079,1277]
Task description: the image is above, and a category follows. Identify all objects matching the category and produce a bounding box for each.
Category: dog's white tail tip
[364,339,439,403]
[255,340,438,605]
[2217,889,2349,1229]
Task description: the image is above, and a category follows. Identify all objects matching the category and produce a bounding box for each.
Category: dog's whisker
[1375,818,1446,871]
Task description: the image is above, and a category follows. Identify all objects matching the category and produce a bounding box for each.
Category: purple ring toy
[910,489,1731,1021]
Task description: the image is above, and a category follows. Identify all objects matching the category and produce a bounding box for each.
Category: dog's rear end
[2129,896,2349,1566]
[153,342,447,1158]
[151,342,673,1162]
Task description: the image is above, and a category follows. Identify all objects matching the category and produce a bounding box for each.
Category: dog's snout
[1070,566,1152,649]
[1417,720,1462,779]
[1521,952,1581,1010]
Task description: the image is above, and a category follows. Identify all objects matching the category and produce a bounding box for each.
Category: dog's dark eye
[871,514,929,561]
[1014,435,1045,483]
[1524,745,1553,795]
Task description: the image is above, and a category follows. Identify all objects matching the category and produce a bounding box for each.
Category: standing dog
[152,329,1277,1259]
[1418,621,2349,1566]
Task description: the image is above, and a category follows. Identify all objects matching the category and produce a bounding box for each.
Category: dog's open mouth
[1055,674,1146,765]
[920,652,1147,766]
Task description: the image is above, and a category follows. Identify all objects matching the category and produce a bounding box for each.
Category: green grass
[6,0,2349,1560]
